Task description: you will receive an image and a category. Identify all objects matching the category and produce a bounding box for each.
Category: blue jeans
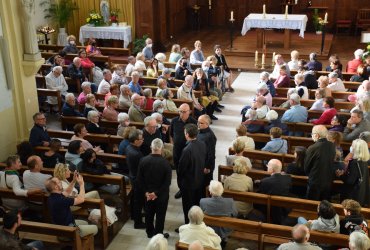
[27,240,44,250]
[297,216,308,224]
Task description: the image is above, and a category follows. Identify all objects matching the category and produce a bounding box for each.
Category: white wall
[33,0,50,28]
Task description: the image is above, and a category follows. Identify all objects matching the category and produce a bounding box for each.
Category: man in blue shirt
[142,38,154,60]
[29,112,51,147]
[281,93,308,136]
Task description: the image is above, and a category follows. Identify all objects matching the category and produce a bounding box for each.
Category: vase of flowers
[86,11,103,26]
[110,9,120,26]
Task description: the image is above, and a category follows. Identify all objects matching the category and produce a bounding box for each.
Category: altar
[241,13,308,49]
[79,25,132,48]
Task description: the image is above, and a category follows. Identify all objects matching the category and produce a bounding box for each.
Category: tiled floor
[106,72,260,250]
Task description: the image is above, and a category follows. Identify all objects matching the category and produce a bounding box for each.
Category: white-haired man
[128,93,146,122]
[137,138,171,239]
[199,180,237,248]
[188,240,204,250]
[281,93,308,136]
[97,69,112,94]
[346,49,364,74]
[328,72,346,92]
[142,38,154,60]
[177,75,204,118]
[304,125,336,200]
[62,93,83,117]
[141,116,161,156]
[45,65,68,105]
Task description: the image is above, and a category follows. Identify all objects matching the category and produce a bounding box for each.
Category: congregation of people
[2,32,370,250]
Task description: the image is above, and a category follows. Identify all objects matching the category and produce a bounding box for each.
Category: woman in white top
[134,52,146,75]
[294,73,309,100]
[288,50,300,71]
[235,124,255,150]
[226,138,252,167]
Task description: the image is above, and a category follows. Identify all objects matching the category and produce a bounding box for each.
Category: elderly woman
[119,84,132,109]
[86,110,104,134]
[117,112,130,136]
[147,58,159,78]
[77,81,92,105]
[151,112,170,144]
[169,44,181,63]
[294,73,308,100]
[261,127,288,154]
[179,206,222,250]
[256,82,272,108]
[145,234,168,250]
[134,52,146,75]
[310,88,326,111]
[156,78,168,98]
[337,139,370,206]
[224,158,253,218]
[143,88,155,110]
[264,110,288,135]
[83,94,99,117]
[71,123,102,152]
[226,138,252,168]
[62,35,79,54]
[65,140,83,171]
[53,163,100,199]
[103,95,119,121]
[260,71,275,97]
[155,53,166,70]
[349,231,370,250]
[128,71,143,95]
[273,65,290,88]
[318,75,332,97]
[235,124,255,150]
[111,64,127,85]
[200,180,237,248]
[162,89,178,112]
[288,50,300,71]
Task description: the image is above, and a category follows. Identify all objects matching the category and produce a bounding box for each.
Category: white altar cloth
[79,25,132,48]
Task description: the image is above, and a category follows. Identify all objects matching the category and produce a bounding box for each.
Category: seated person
[79,49,95,73]
[350,65,367,83]
[169,43,182,63]
[179,206,222,250]
[86,38,101,56]
[128,93,146,122]
[17,141,34,165]
[310,97,337,125]
[42,139,64,168]
[162,88,178,112]
[45,53,66,75]
[67,57,90,91]
[77,81,92,105]
[287,50,299,71]
[86,110,104,134]
[261,127,288,154]
[97,69,112,95]
[256,82,272,108]
[63,35,79,54]
[111,64,127,85]
[45,65,68,106]
[259,71,275,97]
[273,65,290,88]
[104,83,120,107]
[155,52,166,70]
[297,61,318,89]
[242,109,265,134]
[340,199,368,235]
[200,181,237,248]
[125,56,136,76]
[146,58,159,78]
[128,71,143,95]
[326,54,343,71]
[328,72,346,92]
[62,93,83,121]
[175,57,191,80]
[119,84,132,109]
[0,155,43,210]
[142,38,154,60]
[71,123,101,152]
[279,88,296,109]
[146,234,168,250]
[318,75,332,97]
[214,45,234,93]
[343,110,370,141]
[177,75,204,118]
[65,140,83,171]
[45,175,99,237]
[29,112,51,147]
[294,73,308,100]
[235,124,255,150]
[134,52,146,75]
[156,78,168,98]
[286,146,307,176]
[270,54,291,80]
[349,231,370,250]
[117,112,130,137]
[277,224,322,250]
[143,88,154,111]
[190,40,205,64]
[309,88,326,111]
[102,96,119,121]
[264,110,288,135]
[281,93,308,136]
[224,158,253,219]
[23,155,52,192]
[157,68,177,89]
[226,138,252,167]
[346,49,364,74]
[83,94,99,118]
[329,115,346,132]
[306,52,322,71]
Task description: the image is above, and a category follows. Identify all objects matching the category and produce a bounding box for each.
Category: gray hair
[87,110,99,121]
[53,66,63,73]
[144,116,156,126]
[349,231,370,250]
[117,112,129,123]
[131,71,140,77]
[266,110,278,121]
[209,180,224,197]
[120,84,130,93]
[185,75,194,83]
[81,81,91,89]
[188,241,204,250]
[354,49,364,59]
[309,52,317,61]
[188,206,204,225]
[312,125,328,139]
[328,72,338,79]
[150,138,163,151]
[103,69,111,75]
[151,112,162,120]
[359,131,370,143]
[153,99,163,111]
[289,93,301,104]
[65,93,75,101]
[143,88,152,97]
[260,71,269,79]
[294,73,304,81]
[155,53,166,62]
[145,233,168,250]
[73,57,81,64]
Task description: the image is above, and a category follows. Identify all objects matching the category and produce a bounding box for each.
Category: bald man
[277,224,321,250]
[23,155,51,192]
[170,103,197,199]
[257,159,292,224]
[189,240,204,250]
[304,125,336,201]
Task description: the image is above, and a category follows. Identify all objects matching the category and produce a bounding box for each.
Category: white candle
[295,0,298,4]
[209,0,211,5]
[285,5,288,15]
[272,52,276,63]
[230,11,234,20]
[262,54,265,65]
[255,51,258,61]
[263,4,266,14]
[324,12,328,23]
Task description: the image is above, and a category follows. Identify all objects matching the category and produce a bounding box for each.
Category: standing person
[141,117,161,156]
[137,139,172,239]
[125,129,146,229]
[304,125,336,201]
[214,44,234,93]
[178,124,206,224]
[170,103,197,199]
[142,38,154,60]
[197,115,217,193]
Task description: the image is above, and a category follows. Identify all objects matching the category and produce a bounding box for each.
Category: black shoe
[214,107,222,113]
[174,190,182,199]
[134,222,146,229]
[217,104,225,108]
[210,115,218,120]
[229,87,235,93]
[175,228,179,233]
[163,233,170,238]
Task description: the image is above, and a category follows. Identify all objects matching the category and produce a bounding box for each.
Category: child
[42,139,64,168]
[340,199,368,235]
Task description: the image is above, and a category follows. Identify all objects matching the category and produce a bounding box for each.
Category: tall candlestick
[263,4,266,14]
[230,11,234,20]
[324,12,328,23]
[285,5,288,15]
[272,52,276,63]
[262,53,265,64]
[209,0,211,5]
[255,51,258,62]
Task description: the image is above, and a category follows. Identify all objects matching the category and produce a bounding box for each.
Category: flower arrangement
[110,9,120,23]
[86,10,103,26]
[312,9,326,32]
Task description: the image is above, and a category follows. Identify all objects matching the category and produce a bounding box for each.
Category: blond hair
[53,163,69,181]
[352,139,370,162]
[233,157,250,174]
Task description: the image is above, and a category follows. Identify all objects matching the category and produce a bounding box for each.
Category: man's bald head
[267,159,282,174]
[188,240,204,250]
[362,80,370,91]
[292,224,310,244]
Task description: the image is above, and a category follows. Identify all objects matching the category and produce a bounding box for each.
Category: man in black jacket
[29,112,51,147]
[197,115,217,194]
[137,138,171,238]
[304,125,336,201]
[214,44,234,92]
[141,117,162,156]
[178,123,206,224]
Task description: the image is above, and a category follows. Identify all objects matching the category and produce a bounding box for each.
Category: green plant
[133,34,149,55]
[40,0,78,29]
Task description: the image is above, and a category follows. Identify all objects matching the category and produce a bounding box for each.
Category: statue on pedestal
[21,0,41,61]
[100,0,110,25]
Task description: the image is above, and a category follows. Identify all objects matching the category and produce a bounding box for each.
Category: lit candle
[324,12,328,23]
[262,53,265,65]
[285,5,288,16]
[263,4,266,14]
[272,52,276,63]
[255,50,258,61]
[230,11,234,20]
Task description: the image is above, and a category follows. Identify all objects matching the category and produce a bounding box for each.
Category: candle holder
[37,26,55,44]
[320,21,328,55]
[255,59,259,68]
[261,62,266,69]
[263,13,266,19]
[229,18,235,50]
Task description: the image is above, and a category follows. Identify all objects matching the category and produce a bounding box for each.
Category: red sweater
[346,59,362,73]
[273,74,290,88]
[312,108,337,125]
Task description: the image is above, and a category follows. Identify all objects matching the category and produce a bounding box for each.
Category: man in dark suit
[257,159,292,224]
[305,125,336,201]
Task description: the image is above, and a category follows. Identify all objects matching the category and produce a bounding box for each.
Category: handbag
[355,162,363,188]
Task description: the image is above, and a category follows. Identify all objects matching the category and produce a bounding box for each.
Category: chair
[355,9,370,35]
[336,20,352,34]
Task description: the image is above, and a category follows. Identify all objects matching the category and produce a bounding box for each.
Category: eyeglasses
[198,121,206,125]
[179,110,189,113]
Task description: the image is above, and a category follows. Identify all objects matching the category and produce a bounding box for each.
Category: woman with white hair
[224,158,253,218]
[155,53,166,70]
[102,95,119,121]
[288,50,300,71]
[199,180,237,248]
[264,110,288,135]
[77,81,92,105]
[86,110,104,134]
[179,206,222,250]
[260,71,275,97]
[119,84,132,109]
[135,52,146,74]
[117,112,130,136]
[145,234,168,250]
[349,231,370,250]
[83,94,99,117]
[337,139,369,206]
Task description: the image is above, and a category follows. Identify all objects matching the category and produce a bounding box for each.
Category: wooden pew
[35,75,81,93]
[271,107,351,119]
[126,76,184,88]
[275,87,356,100]
[142,85,202,98]
[272,97,355,110]
[316,71,353,81]
[37,88,62,113]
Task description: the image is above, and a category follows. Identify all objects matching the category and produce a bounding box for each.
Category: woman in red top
[311,96,337,125]
[273,65,290,88]
[79,49,95,69]
[86,38,102,56]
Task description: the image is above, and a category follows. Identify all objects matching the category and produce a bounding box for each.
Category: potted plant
[40,0,78,33]
[312,9,324,34]
[133,34,149,55]
[110,9,120,27]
